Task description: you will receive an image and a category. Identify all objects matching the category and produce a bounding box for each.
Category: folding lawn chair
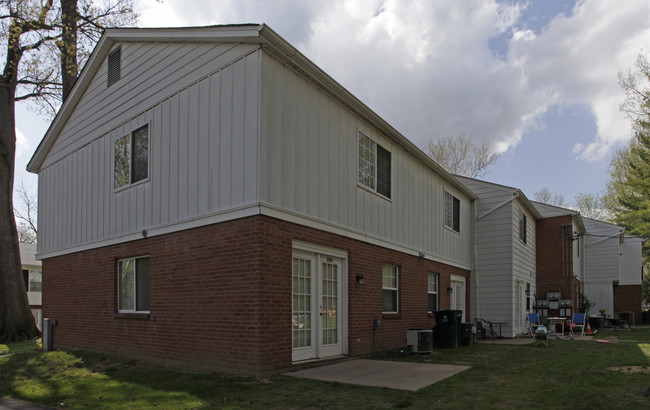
[527,313,543,336]
[571,313,587,337]
[534,325,549,346]
[474,318,495,340]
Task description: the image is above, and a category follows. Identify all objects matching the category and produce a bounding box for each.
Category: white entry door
[515,281,526,334]
[292,250,345,362]
[450,274,466,322]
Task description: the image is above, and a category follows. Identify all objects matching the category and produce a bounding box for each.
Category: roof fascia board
[27,34,116,173]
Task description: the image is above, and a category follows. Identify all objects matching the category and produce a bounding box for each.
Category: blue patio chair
[571,313,587,337]
[527,313,543,336]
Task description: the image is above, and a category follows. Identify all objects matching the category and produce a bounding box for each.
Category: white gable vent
[107,47,121,87]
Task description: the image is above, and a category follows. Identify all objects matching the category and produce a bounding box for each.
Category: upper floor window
[382,264,398,313]
[118,256,150,313]
[428,273,439,313]
[114,124,149,189]
[444,191,460,233]
[107,47,121,87]
[519,212,527,244]
[22,270,41,292]
[29,271,42,292]
[358,132,391,198]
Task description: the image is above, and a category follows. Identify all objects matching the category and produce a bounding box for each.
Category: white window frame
[114,123,150,191]
[444,190,460,233]
[428,272,439,313]
[357,131,391,199]
[29,270,42,292]
[382,264,399,313]
[117,255,150,313]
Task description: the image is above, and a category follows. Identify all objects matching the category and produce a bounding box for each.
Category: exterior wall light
[356,274,365,285]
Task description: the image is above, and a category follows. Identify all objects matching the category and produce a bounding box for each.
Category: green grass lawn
[2,329,650,409]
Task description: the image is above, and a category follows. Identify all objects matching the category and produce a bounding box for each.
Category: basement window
[117,256,150,313]
[382,264,399,313]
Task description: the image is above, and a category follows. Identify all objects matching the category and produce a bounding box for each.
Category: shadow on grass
[2,334,650,409]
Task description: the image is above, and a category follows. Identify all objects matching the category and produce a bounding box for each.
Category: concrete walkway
[479,334,594,344]
[0,398,59,410]
[285,359,470,391]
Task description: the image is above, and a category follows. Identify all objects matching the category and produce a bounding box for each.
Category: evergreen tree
[604,53,650,260]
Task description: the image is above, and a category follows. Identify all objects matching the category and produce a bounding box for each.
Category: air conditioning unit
[406,329,433,353]
[547,292,561,301]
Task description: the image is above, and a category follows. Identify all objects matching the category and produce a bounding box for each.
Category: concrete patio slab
[284,359,470,391]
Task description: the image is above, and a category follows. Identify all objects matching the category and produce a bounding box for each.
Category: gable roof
[454,175,542,219]
[27,24,475,200]
[19,242,41,268]
[531,201,586,233]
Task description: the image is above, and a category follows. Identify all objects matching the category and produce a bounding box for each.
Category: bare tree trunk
[59,0,78,102]
[0,18,40,343]
[0,82,40,343]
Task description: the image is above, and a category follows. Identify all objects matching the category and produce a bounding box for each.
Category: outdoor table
[547,317,566,336]
[490,321,508,338]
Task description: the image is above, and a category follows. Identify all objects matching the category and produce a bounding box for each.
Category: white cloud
[15,127,28,159]
[133,0,650,162]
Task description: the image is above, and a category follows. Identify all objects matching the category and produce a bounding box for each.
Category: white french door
[292,250,345,362]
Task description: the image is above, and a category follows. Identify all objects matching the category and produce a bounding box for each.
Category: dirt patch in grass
[607,366,650,374]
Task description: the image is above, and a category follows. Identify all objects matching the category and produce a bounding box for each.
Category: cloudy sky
[15,0,650,211]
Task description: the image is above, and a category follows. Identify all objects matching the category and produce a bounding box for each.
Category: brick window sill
[114,312,150,320]
[382,313,402,320]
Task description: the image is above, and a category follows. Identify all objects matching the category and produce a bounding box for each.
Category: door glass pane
[292,258,311,348]
[321,262,338,345]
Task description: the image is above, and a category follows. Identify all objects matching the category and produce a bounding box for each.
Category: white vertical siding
[457,178,537,337]
[258,52,471,267]
[37,45,261,255]
[619,238,643,285]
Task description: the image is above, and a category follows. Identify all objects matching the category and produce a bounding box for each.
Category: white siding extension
[456,176,537,337]
[258,53,471,267]
[37,43,262,255]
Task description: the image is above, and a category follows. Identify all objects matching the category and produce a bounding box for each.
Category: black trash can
[643,311,650,324]
[433,310,463,348]
[460,322,473,346]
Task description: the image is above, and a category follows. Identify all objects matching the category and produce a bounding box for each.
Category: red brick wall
[613,284,642,324]
[42,215,470,375]
[535,216,579,311]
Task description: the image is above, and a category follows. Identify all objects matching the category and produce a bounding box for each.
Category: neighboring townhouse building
[20,242,43,330]
[583,218,644,323]
[27,25,475,375]
[455,177,540,337]
[532,202,586,320]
